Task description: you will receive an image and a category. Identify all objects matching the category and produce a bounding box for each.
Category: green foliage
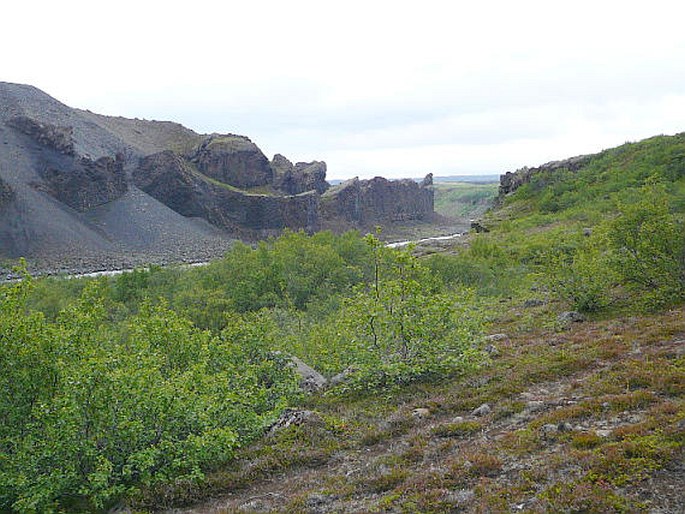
[312,235,483,390]
[543,230,616,312]
[544,182,685,312]
[605,182,685,309]
[0,279,298,512]
[433,182,497,218]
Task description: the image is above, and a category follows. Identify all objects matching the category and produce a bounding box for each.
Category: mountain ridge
[0,82,435,274]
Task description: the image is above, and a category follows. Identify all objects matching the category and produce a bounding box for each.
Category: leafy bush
[605,183,685,309]
[544,182,684,312]
[314,235,484,390]
[0,278,298,512]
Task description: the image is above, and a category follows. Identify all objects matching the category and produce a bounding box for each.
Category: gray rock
[525,400,545,412]
[269,409,320,434]
[558,311,585,323]
[305,493,336,512]
[452,416,466,423]
[412,408,432,419]
[446,489,475,505]
[595,429,612,438]
[470,220,490,233]
[486,333,509,342]
[541,423,558,434]
[484,344,500,358]
[472,403,492,417]
[523,298,545,308]
[558,422,574,432]
[328,367,357,387]
[290,356,327,393]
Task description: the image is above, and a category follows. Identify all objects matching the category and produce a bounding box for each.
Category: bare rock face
[191,134,273,189]
[6,115,128,212]
[272,154,329,195]
[133,150,208,218]
[7,116,75,156]
[293,161,329,194]
[0,177,13,208]
[38,154,127,212]
[499,155,593,197]
[321,174,434,226]
[134,151,320,234]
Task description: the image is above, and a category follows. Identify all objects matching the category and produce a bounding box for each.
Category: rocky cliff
[272,154,329,195]
[191,135,274,189]
[0,82,436,272]
[321,174,434,228]
[0,176,13,209]
[499,154,593,197]
[133,150,320,234]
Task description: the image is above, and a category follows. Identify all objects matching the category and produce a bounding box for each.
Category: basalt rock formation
[7,115,75,156]
[0,177,13,209]
[191,135,274,189]
[499,154,593,197]
[272,154,329,195]
[0,81,435,271]
[134,150,320,234]
[321,174,434,227]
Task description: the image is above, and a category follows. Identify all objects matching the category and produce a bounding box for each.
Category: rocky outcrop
[0,82,438,269]
[499,155,593,197]
[0,176,13,209]
[133,151,209,218]
[272,154,329,195]
[7,116,75,156]
[39,154,127,212]
[134,149,433,236]
[134,151,320,234]
[6,114,127,212]
[321,174,434,226]
[191,135,273,189]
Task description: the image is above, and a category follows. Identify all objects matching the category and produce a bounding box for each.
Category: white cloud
[3,0,685,178]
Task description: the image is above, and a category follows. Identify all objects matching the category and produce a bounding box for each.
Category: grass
[433,182,498,219]
[126,304,685,512]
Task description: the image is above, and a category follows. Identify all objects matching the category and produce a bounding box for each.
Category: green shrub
[0,280,298,512]
[320,235,484,391]
[605,183,685,309]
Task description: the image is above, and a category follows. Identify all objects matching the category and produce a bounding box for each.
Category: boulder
[289,356,327,393]
[470,220,489,233]
[472,403,492,417]
[412,407,432,419]
[328,366,357,387]
[268,408,321,434]
[558,311,585,323]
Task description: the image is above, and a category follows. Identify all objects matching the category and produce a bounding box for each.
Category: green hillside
[433,182,498,219]
[1,134,683,512]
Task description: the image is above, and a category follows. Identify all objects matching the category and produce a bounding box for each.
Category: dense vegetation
[1,133,684,512]
[1,232,484,512]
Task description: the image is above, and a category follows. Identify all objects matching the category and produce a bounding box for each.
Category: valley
[0,84,683,513]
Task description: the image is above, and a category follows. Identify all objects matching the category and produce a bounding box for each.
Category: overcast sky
[3,0,685,179]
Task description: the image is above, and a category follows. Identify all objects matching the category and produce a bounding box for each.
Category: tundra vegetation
[1,133,684,512]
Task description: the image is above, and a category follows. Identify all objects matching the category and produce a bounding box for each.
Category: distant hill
[433,174,500,184]
[0,83,434,274]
